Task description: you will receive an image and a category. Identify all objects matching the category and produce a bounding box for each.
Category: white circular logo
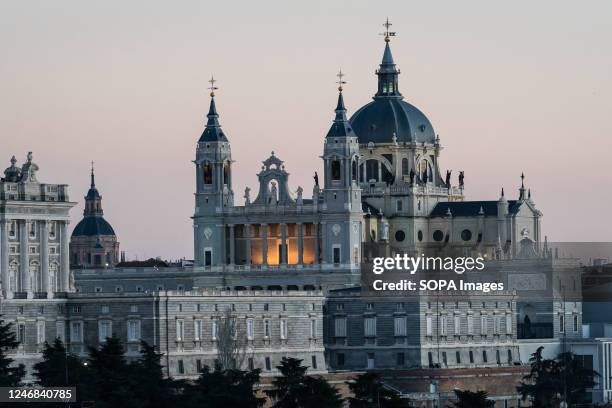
[332,224,341,236]
[204,227,213,240]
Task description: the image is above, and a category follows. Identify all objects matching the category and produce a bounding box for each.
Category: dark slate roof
[350,98,435,144]
[199,97,228,142]
[430,200,521,218]
[71,216,116,237]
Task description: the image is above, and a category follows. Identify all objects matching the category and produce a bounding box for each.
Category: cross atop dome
[208,75,218,97]
[336,69,346,92]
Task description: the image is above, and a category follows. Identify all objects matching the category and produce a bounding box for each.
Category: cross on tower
[336,69,346,92]
[380,17,396,42]
[208,75,218,97]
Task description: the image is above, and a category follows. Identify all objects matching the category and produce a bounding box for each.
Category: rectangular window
[506,314,513,334]
[70,322,82,343]
[101,305,110,314]
[397,352,405,366]
[367,353,375,369]
[127,320,141,342]
[396,200,403,211]
[394,317,406,336]
[56,321,65,343]
[176,320,184,341]
[337,353,345,367]
[247,318,254,340]
[467,315,474,335]
[212,320,218,340]
[248,358,254,371]
[311,355,317,370]
[482,350,488,363]
[507,349,513,364]
[426,316,433,336]
[264,320,270,338]
[17,323,26,343]
[559,314,565,333]
[428,352,434,367]
[177,360,184,374]
[456,351,461,365]
[29,221,36,238]
[265,357,271,371]
[310,320,316,338]
[573,315,579,332]
[440,315,447,336]
[364,317,376,337]
[334,318,346,337]
[37,321,45,344]
[496,350,501,364]
[204,249,212,266]
[481,315,487,335]
[494,315,501,334]
[280,319,287,340]
[98,320,112,343]
[469,350,474,363]
[194,320,203,341]
[9,221,17,238]
[442,351,447,366]
[196,359,202,373]
[332,246,341,264]
[454,315,461,335]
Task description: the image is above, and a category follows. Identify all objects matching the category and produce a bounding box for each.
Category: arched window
[351,160,358,181]
[203,163,213,185]
[402,158,409,175]
[223,162,230,185]
[418,159,433,183]
[331,160,341,181]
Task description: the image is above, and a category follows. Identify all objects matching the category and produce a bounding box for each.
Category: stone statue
[20,151,39,183]
[313,171,319,187]
[459,171,465,187]
[409,168,415,185]
[380,219,390,241]
[445,170,451,187]
[244,186,251,205]
[296,186,303,205]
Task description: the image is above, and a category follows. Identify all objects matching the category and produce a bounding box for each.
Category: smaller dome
[72,216,116,237]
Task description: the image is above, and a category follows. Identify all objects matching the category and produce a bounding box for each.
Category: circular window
[461,229,472,241]
[433,230,444,242]
[417,230,423,242]
[395,230,405,242]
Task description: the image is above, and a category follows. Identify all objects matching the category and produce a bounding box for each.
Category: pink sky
[1,1,610,260]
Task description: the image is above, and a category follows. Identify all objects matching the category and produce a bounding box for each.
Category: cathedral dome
[349,37,436,145]
[71,216,116,237]
[349,98,435,144]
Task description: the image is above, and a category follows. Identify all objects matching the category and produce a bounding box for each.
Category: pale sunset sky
[1,1,610,260]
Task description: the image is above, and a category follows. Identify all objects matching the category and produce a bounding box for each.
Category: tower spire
[326,70,353,138]
[199,76,228,142]
[90,161,95,188]
[519,172,526,200]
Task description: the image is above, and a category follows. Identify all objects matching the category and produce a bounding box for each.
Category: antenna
[336,69,346,92]
[380,17,396,42]
[208,75,218,97]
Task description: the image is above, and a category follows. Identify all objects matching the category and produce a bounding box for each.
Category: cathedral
[2,23,602,406]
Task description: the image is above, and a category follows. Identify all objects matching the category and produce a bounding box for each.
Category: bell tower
[320,72,362,266]
[193,77,234,267]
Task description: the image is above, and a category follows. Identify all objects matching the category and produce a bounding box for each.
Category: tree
[129,340,184,408]
[216,307,248,370]
[0,317,25,386]
[33,338,87,387]
[517,346,598,407]
[447,390,494,408]
[348,372,410,408]
[85,336,140,408]
[266,357,343,408]
[183,365,265,408]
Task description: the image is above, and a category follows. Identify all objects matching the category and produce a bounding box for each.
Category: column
[40,220,49,295]
[59,221,70,292]
[297,223,303,266]
[0,220,9,297]
[228,224,235,265]
[280,223,287,265]
[320,222,327,264]
[19,220,30,293]
[245,224,251,266]
[314,222,320,264]
[261,223,267,265]
[377,162,382,182]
